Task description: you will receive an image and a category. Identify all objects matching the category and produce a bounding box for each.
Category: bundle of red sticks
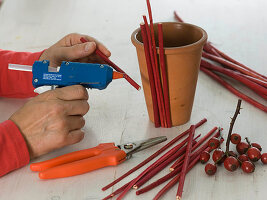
[102,118,224,200]
[140,1,172,128]
[174,11,267,113]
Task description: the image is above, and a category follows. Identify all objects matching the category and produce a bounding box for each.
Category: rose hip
[241,161,255,173]
[224,156,239,172]
[212,149,225,163]
[208,137,220,150]
[238,154,249,162]
[236,142,249,155]
[247,147,261,162]
[205,163,217,175]
[261,153,267,164]
[251,143,262,151]
[230,133,241,144]
[200,151,210,164]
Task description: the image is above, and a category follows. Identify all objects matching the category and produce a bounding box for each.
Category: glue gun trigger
[34,85,58,94]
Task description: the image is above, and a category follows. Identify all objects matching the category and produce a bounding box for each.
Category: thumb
[59,42,96,60]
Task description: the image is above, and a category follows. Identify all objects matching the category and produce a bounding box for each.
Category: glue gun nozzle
[112,71,125,80]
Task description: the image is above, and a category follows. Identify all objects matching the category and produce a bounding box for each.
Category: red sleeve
[0,120,30,177]
[0,49,44,98]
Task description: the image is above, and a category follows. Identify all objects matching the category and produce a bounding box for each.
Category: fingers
[59,33,111,57]
[66,116,85,131]
[66,129,85,145]
[53,85,89,101]
[56,42,97,61]
[63,100,90,116]
[83,35,111,57]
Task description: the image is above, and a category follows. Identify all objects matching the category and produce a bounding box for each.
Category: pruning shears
[8,60,124,93]
[30,136,167,179]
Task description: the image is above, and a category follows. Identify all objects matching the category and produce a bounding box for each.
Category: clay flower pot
[131,22,207,126]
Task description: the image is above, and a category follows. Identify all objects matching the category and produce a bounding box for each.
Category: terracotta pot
[131,22,207,126]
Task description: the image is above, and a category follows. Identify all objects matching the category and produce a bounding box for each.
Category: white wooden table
[0,0,266,199]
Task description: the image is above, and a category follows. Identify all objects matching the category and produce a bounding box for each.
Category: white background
[0,0,266,199]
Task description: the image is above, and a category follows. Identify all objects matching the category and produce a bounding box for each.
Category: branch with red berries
[201,99,267,175]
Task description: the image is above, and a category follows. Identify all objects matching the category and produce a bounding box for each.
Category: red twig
[201,60,267,98]
[153,149,207,200]
[202,52,267,82]
[102,119,207,191]
[176,125,195,200]
[173,11,184,23]
[80,37,141,90]
[173,11,221,57]
[102,182,129,200]
[140,23,160,127]
[200,66,267,112]
[203,42,222,57]
[138,149,202,197]
[172,130,223,171]
[170,127,218,171]
[116,133,200,200]
[158,23,172,127]
[173,11,267,83]
[143,16,165,127]
[137,155,193,196]
[237,72,267,88]
[210,45,267,80]
[146,0,167,127]
[139,137,224,197]
[133,140,197,189]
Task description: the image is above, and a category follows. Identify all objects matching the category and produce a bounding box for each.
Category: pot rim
[131,22,207,55]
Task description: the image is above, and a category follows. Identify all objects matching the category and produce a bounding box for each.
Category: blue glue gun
[9,60,124,91]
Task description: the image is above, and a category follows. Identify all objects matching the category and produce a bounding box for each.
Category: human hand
[39,33,111,67]
[9,85,89,159]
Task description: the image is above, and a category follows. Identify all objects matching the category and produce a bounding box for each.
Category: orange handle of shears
[30,143,126,179]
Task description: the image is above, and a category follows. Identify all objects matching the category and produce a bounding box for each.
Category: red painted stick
[171,130,223,171]
[102,118,207,191]
[103,136,197,199]
[153,152,204,200]
[203,42,223,57]
[200,66,267,112]
[80,37,141,91]
[170,126,218,171]
[146,0,167,127]
[102,182,130,200]
[173,11,184,23]
[202,52,267,82]
[173,11,267,81]
[237,73,267,88]
[210,45,267,80]
[137,152,198,196]
[107,136,221,199]
[133,140,197,190]
[140,23,160,127]
[153,139,223,200]
[116,133,200,200]
[176,125,195,200]
[138,139,222,196]
[143,16,164,127]
[173,11,221,57]
[158,23,172,127]
[201,60,267,98]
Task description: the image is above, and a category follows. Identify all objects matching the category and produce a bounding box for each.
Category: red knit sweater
[0,49,43,177]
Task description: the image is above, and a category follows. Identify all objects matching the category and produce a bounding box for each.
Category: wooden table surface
[0,0,266,199]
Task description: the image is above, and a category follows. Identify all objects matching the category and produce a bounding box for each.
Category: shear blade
[118,136,167,159]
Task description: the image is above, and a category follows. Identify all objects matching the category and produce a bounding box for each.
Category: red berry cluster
[202,134,266,175]
[200,100,266,176]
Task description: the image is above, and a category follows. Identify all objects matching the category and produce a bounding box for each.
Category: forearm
[0,49,44,98]
[0,120,30,177]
